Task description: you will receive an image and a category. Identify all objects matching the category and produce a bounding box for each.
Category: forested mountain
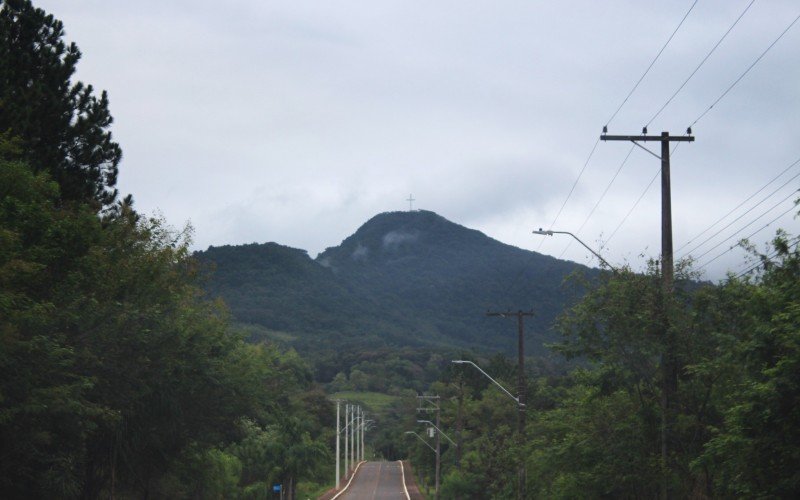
[197,210,595,367]
[7,2,800,499]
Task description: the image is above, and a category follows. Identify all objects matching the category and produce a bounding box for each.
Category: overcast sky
[37,0,800,280]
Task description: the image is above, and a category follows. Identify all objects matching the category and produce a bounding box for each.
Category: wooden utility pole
[601,129,694,498]
[487,310,534,500]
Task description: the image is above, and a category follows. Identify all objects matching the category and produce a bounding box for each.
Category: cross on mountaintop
[406,194,415,211]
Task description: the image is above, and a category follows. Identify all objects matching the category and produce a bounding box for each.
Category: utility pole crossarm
[601,134,695,142]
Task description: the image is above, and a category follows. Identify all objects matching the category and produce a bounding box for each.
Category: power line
[647,0,756,127]
[601,169,658,251]
[689,10,800,129]
[690,189,799,265]
[678,170,800,259]
[734,251,775,279]
[600,143,683,251]
[695,203,797,271]
[734,238,800,279]
[605,0,699,127]
[676,155,800,253]
[536,137,600,251]
[541,2,699,254]
[559,144,636,258]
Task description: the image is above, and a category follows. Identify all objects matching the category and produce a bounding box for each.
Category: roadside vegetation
[3,1,799,499]
[0,2,331,498]
[401,234,800,498]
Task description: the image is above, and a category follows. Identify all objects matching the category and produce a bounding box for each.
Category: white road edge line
[331,461,366,500]
[398,460,411,500]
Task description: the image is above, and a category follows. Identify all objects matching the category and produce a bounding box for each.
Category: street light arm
[416,420,458,447]
[357,419,375,431]
[404,431,436,452]
[340,415,359,433]
[452,360,523,407]
[532,229,617,271]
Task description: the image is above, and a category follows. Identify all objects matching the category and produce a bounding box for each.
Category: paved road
[337,461,409,500]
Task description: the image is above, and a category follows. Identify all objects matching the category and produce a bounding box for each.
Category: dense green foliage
[4,3,799,499]
[399,226,800,498]
[0,148,332,498]
[0,0,121,206]
[0,4,332,497]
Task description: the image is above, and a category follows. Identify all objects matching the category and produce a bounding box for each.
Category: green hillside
[196,211,596,381]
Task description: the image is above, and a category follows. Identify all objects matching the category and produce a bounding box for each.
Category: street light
[451,360,523,407]
[453,359,527,499]
[416,420,457,447]
[532,228,617,271]
[404,431,436,452]
[358,419,375,461]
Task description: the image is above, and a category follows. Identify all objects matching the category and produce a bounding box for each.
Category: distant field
[331,391,400,413]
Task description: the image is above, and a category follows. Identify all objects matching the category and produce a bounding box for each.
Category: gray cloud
[36,0,800,280]
[382,230,419,249]
[351,244,369,261]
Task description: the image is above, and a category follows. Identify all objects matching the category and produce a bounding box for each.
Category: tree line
[0,1,331,498]
[401,231,800,498]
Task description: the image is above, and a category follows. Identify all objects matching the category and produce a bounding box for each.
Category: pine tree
[0,0,122,207]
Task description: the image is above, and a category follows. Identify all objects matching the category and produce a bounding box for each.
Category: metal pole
[360,408,364,461]
[360,411,365,461]
[456,379,463,471]
[349,406,352,470]
[435,408,441,500]
[336,401,340,489]
[356,406,360,463]
[350,406,358,469]
[344,404,349,475]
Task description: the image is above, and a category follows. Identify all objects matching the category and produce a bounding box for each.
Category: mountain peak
[198,210,593,358]
[317,210,494,268]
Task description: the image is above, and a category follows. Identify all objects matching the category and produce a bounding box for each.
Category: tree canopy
[0,0,121,207]
[0,3,333,497]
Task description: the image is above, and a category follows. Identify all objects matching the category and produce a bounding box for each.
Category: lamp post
[452,360,523,407]
[405,431,436,452]
[353,406,359,466]
[351,406,359,467]
[357,417,374,461]
[344,404,349,475]
[342,404,360,476]
[532,228,617,271]
[335,401,341,489]
[452,359,525,498]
